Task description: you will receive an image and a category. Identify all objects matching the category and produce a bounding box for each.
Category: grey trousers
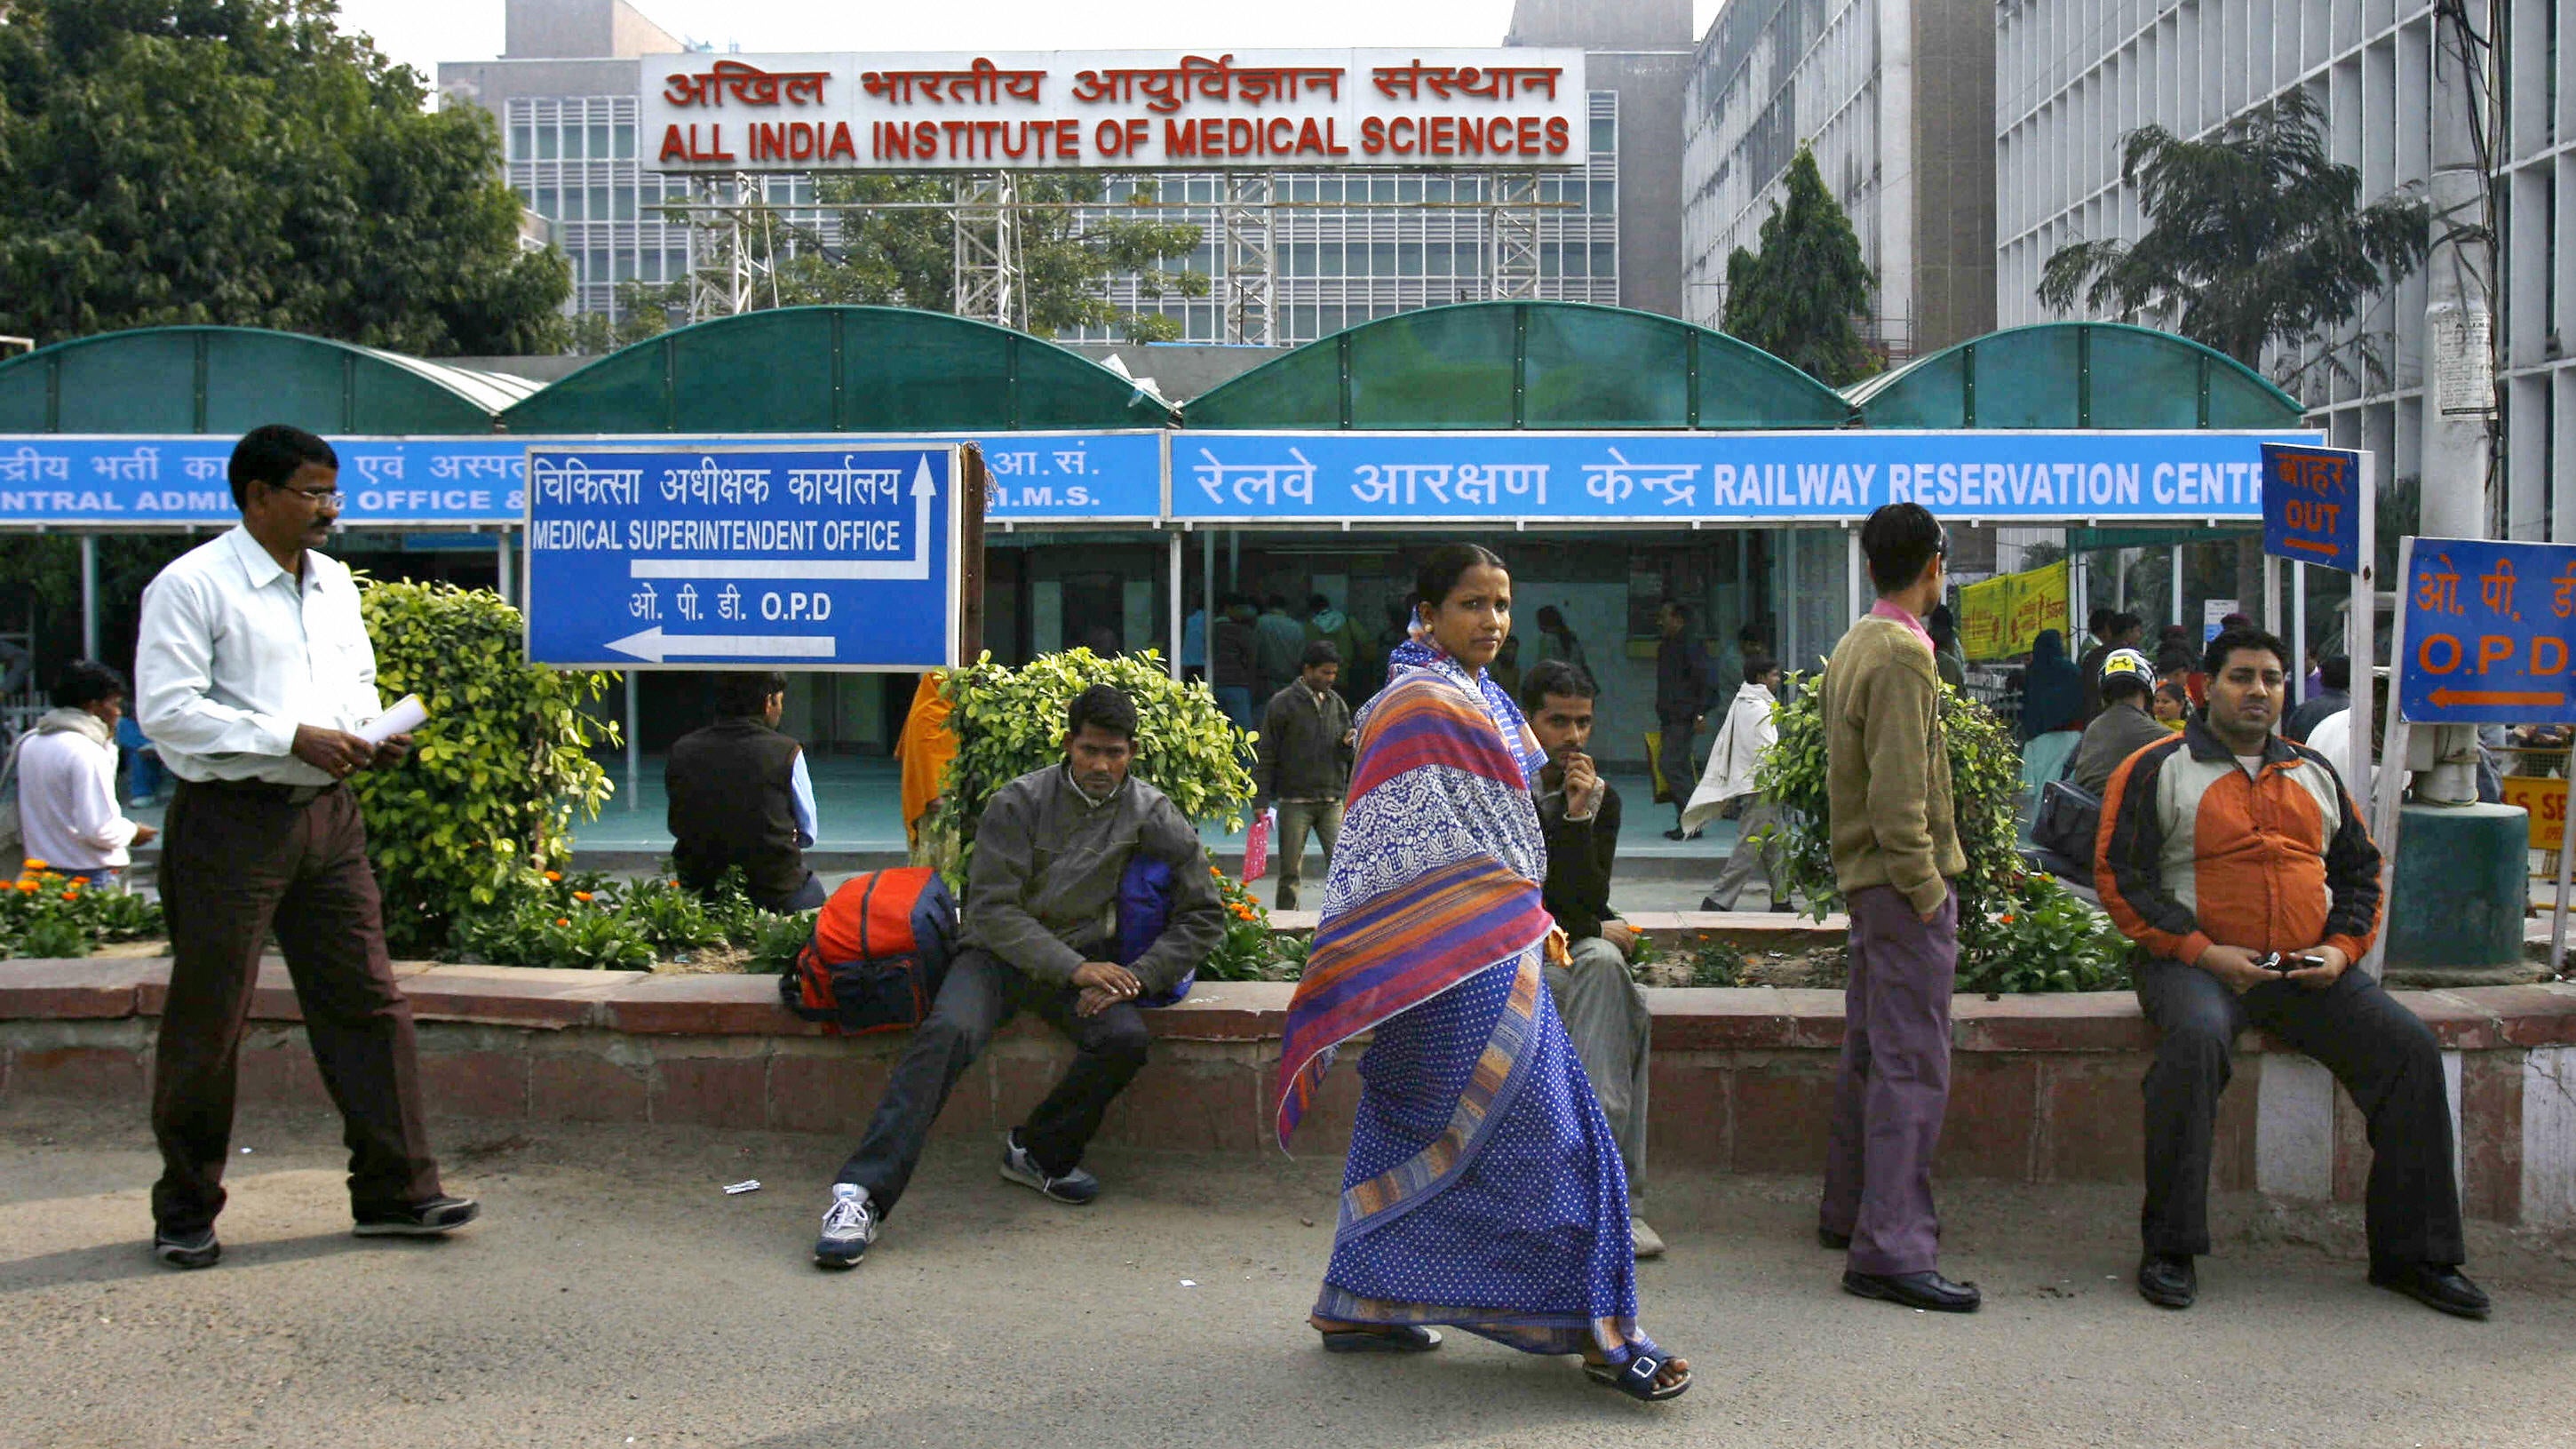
[1546,935,1652,1196]
[1273,800,1342,912]
[1820,885,1957,1276]
[1703,796,1788,911]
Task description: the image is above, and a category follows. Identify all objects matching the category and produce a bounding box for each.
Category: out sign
[2260,442,2363,574]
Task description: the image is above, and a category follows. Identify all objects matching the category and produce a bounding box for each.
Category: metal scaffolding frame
[952,173,1025,330]
[1219,171,1277,346]
[1487,171,1543,300]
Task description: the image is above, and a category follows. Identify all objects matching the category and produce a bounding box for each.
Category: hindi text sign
[2397,537,2576,725]
[523,444,962,671]
[2260,442,2363,573]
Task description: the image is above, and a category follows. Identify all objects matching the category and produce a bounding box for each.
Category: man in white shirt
[11,660,155,886]
[132,425,476,1270]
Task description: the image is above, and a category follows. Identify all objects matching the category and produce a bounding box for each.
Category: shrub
[1965,874,2138,994]
[1201,864,1296,981]
[921,649,1256,882]
[449,868,808,972]
[351,580,621,956]
[1755,669,2045,984]
[1,862,166,959]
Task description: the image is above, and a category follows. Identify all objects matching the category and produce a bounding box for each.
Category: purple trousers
[1819,884,1957,1275]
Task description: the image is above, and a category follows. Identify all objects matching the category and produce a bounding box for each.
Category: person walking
[1654,600,1718,840]
[132,424,475,1270]
[1817,503,1978,1312]
[1210,594,1260,732]
[2097,627,2487,1318]
[9,660,155,888]
[1252,641,1353,911]
[1254,594,1308,703]
[1279,545,1690,1402]
[1686,657,1790,912]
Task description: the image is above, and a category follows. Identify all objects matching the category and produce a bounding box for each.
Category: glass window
[615,250,636,282]
[589,123,610,160]
[586,249,608,284]
[613,187,635,220]
[1426,240,1451,277]
[1427,176,1452,203]
[589,187,611,220]
[642,251,661,283]
[537,125,559,161]
[1590,115,1615,155]
[511,124,532,160]
[536,186,560,219]
[1591,242,1617,277]
[1590,179,1614,216]
[1398,240,1422,275]
[1371,242,1395,275]
[614,123,635,159]
[1320,243,1343,278]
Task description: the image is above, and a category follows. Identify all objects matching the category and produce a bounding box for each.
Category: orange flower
[555,918,571,927]
[61,889,79,901]
[20,858,46,872]
[2000,914,2017,925]
[14,881,34,894]
[572,891,593,902]
[545,871,561,882]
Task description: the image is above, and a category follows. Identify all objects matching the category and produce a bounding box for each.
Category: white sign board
[2202,596,2239,642]
[642,50,1588,171]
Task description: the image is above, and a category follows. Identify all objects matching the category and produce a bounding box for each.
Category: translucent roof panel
[1845,322,2304,429]
[1181,301,1853,430]
[498,307,1173,434]
[0,326,519,434]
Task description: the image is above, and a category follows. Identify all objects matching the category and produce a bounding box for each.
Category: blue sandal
[1584,1348,1691,1402]
[1317,1324,1443,1353]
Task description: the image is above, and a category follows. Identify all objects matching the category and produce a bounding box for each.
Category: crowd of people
[9,427,2493,1409]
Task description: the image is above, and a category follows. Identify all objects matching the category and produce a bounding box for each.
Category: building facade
[1998,0,2565,545]
[1682,0,1997,361]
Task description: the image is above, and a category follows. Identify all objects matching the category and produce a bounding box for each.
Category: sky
[336,0,1726,82]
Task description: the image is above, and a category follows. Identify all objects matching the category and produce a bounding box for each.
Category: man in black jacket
[1522,659,1660,1257]
[814,685,1225,1270]
[1251,641,1353,910]
[666,672,824,912]
[1655,601,1718,839]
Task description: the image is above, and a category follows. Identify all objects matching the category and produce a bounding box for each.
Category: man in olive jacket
[816,685,1224,1270]
[1818,502,1978,1314]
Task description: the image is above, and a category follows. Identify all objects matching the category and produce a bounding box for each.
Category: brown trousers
[151,779,441,1233]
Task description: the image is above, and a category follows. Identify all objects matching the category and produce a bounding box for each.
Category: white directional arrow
[630,456,939,582]
[602,627,838,664]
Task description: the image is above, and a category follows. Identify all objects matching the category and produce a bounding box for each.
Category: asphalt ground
[4,1097,2572,1448]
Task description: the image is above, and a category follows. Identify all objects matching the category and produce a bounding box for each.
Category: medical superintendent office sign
[645,51,1588,171]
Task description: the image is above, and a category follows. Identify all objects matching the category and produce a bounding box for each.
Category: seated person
[665,671,823,913]
[1520,658,1662,1259]
[2067,649,2168,798]
[814,684,1224,1270]
[12,660,156,887]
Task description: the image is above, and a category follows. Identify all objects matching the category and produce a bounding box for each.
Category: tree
[588,173,1209,351]
[1721,147,1880,386]
[2036,88,2429,391]
[0,0,570,354]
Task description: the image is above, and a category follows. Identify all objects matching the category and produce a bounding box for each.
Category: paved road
[4,1099,2572,1448]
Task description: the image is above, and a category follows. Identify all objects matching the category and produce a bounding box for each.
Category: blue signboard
[1174,429,2317,522]
[0,430,1158,527]
[523,445,962,671]
[2260,442,2364,572]
[2397,537,2576,725]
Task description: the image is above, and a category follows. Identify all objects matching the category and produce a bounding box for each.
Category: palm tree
[2037,88,2430,390]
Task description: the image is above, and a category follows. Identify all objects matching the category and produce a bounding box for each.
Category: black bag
[2031,778,2103,868]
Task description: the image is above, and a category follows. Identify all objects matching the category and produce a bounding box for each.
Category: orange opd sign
[2398,537,2576,725]
[2501,775,2566,852]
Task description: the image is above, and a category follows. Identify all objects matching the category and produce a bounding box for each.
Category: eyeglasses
[269,483,344,508]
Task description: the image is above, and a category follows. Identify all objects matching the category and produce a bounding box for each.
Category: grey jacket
[958,764,1224,995]
[1252,681,1351,804]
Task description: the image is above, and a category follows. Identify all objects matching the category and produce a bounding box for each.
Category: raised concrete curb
[4,957,2572,1227]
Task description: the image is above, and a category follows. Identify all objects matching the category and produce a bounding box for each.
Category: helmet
[2099,648,2155,696]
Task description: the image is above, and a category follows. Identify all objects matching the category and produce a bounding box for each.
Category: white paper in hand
[357,694,428,746]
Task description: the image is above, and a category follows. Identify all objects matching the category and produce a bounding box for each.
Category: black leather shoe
[2136,1253,2196,1309]
[1841,1269,1980,1312]
[1817,1226,1852,1251]
[2368,1262,2492,1320]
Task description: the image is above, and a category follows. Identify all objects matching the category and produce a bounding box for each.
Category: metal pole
[1228,528,1239,589]
[2350,451,2379,813]
[1201,528,1216,673]
[2553,790,2575,978]
[624,673,640,810]
[2262,552,2280,636]
[78,535,98,660]
[2169,545,2184,626]
[1845,526,1864,625]
[494,529,513,607]
[2360,530,2409,982]
[1165,530,1182,683]
[2291,561,2308,700]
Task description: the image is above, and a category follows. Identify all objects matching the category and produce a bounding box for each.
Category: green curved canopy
[497,307,1173,434]
[1181,301,1854,430]
[1843,322,2304,429]
[0,326,535,434]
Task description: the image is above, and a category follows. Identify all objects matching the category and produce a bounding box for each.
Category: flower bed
[3,861,164,959]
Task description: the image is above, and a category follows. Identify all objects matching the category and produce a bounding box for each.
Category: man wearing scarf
[9,660,155,885]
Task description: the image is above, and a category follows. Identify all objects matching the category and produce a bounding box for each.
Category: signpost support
[1165,529,1182,682]
[2292,561,2307,705]
[2555,788,2576,978]
[2169,545,2183,627]
[2262,553,2279,636]
[958,445,987,664]
[78,535,98,660]
[2361,534,2413,981]
[624,673,640,810]
[494,529,513,607]
[2351,450,2377,809]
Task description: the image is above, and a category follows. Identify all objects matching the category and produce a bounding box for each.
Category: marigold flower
[2000,914,2017,925]
[555,918,571,927]
[61,890,79,901]
[572,891,593,902]
[545,871,561,882]
[21,859,46,871]
[15,881,35,894]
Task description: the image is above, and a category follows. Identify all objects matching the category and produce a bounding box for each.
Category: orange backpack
[779,867,958,1034]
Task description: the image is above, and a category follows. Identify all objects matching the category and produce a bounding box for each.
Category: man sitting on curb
[1520,658,1662,1259]
[815,683,1226,1270]
[1252,640,1353,912]
[2097,626,2487,1319]
[10,660,156,888]
[666,671,824,913]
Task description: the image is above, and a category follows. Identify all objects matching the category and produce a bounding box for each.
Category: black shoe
[353,1194,481,1237]
[1817,1226,1852,1251]
[2368,1262,2492,1320]
[2136,1253,2196,1309]
[1841,1269,1981,1312]
[1698,895,1729,912]
[153,1227,220,1270]
[999,1131,1099,1205]
[1664,827,1688,840]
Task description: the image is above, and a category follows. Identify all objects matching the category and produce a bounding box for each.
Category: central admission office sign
[644,50,1588,171]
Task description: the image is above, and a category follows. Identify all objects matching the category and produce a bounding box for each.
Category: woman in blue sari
[1276,545,1691,1403]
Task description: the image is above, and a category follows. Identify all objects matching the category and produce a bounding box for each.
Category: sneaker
[998,1131,1100,1205]
[352,1194,481,1237]
[1630,1215,1666,1260]
[153,1227,220,1270]
[814,1183,876,1270]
